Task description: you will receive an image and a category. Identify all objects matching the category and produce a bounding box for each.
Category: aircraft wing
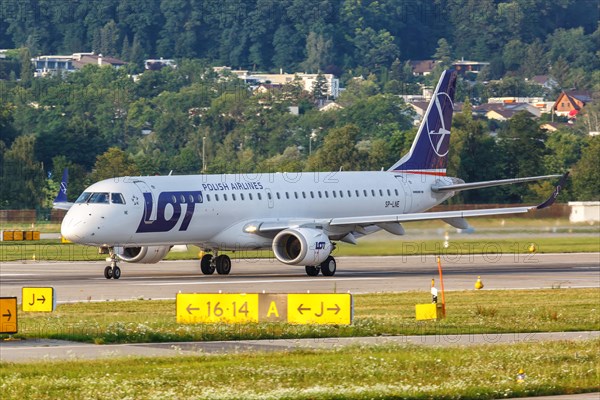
[431,174,562,193]
[330,172,568,228]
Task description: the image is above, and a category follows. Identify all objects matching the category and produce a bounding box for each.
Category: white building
[569,201,600,223]
[220,68,340,98]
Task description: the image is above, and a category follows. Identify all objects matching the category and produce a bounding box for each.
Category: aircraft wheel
[104,266,113,279]
[216,255,231,275]
[305,265,320,276]
[200,254,215,275]
[112,266,121,279]
[320,256,336,277]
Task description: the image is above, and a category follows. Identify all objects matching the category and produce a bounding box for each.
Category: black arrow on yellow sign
[29,294,46,306]
[186,304,200,314]
[327,304,341,315]
[297,304,311,314]
[2,309,11,321]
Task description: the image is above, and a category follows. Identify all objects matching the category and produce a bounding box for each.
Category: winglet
[536,172,569,210]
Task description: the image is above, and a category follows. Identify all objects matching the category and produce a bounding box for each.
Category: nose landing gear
[103,248,121,279]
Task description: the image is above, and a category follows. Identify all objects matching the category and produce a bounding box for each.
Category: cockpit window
[89,192,109,203]
[111,193,126,204]
[75,192,92,203]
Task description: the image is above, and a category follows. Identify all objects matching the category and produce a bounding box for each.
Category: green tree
[89,147,140,181]
[572,136,600,201]
[312,72,329,102]
[306,125,363,171]
[302,32,333,73]
[0,135,45,209]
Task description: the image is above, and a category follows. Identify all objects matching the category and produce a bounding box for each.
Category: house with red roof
[553,90,593,119]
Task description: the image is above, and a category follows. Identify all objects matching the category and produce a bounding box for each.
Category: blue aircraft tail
[388,69,457,176]
[54,168,69,203]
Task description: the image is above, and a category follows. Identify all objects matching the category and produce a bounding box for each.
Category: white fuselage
[61,171,454,249]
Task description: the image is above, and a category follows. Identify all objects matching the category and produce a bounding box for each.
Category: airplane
[53,69,568,279]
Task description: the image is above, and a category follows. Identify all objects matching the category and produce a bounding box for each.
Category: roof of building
[409,60,436,74]
[72,54,126,69]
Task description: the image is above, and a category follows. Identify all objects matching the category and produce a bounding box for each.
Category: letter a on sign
[267,301,279,317]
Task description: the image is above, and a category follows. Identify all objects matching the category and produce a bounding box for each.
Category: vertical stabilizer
[388,69,457,176]
[54,168,69,203]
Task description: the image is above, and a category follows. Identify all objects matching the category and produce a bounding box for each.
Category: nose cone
[60,211,84,242]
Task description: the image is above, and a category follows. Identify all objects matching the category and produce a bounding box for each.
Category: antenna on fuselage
[168,170,173,176]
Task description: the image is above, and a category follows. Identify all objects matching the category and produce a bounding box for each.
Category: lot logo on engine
[136,191,203,233]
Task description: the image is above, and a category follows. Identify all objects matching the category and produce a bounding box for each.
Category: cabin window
[310,191,314,199]
[111,193,126,204]
[223,194,228,201]
[371,189,376,197]
[276,192,280,200]
[215,194,219,201]
[387,189,391,196]
[240,193,245,201]
[285,192,290,199]
[355,190,360,197]
[363,190,368,197]
[75,192,92,203]
[302,191,306,199]
[267,192,272,200]
[294,192,298,199]
[332,191,337,198]
[249,193,253,200]
[339,190,344,198]
[232,194,236,201]
[394,189,399,196]
[257,193,262,200]
[171,195,177,203]
[324,191,329,198]
[379,189,383,196]
[347,190,352,198]
[206,194,211,202]
[318,191,322,198]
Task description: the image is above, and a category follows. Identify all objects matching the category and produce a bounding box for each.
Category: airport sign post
[22,287,56,312]
[287,294,353,325]
[0,297,18,334]
[177,293,353,325]
[177,293,260,324]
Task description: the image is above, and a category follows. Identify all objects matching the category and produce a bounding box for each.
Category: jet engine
[115,246,172,263]
[272,228,332,266]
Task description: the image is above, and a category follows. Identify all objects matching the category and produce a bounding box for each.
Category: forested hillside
[0,0,598,209]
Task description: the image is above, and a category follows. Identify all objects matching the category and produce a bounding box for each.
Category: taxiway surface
[1,253,598,303]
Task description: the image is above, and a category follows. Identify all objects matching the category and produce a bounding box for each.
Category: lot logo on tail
[427,92,453,157]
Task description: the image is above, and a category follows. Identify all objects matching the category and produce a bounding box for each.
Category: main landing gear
[104,248,121,279]
[200,252,232,275]
[305,256,337,277]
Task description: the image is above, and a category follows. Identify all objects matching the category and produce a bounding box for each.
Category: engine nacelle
[115,246,171,263]
[272,228,332,266]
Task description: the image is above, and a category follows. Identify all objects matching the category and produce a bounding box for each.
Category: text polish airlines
[54,70,567,279]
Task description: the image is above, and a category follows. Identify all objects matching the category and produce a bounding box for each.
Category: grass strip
[6,289,599,344]
[1,340,598,399]
[0,235,598,262]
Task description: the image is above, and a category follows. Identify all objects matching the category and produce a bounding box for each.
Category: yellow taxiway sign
[177,293,353,325]
[287,294,353,325]
[0,297,18,334]
[22,287,56,312]
[177,293,259,324]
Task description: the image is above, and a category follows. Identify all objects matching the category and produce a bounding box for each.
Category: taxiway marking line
[128,277,386,286]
